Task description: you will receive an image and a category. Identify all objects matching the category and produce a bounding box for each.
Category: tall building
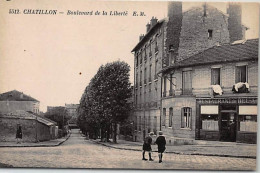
[131,2,249,142]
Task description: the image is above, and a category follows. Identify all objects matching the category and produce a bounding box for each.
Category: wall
[0,117,37,142]
[178,6,230,61]
[162,96,196,139]
[0,116,53,142]
[37,122,51,142]
[133,22,165,142]
[0,101,39,114]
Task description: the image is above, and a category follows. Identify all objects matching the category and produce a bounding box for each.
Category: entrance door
[220,110,237,142]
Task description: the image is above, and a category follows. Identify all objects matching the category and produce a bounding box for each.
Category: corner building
[132,2,250,143]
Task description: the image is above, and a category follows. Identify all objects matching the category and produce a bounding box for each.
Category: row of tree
[77,61,132,143]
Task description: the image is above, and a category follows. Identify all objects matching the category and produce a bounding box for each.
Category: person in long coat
[142,132,154,161]
[155,131,166,163]
[16,125,22,144]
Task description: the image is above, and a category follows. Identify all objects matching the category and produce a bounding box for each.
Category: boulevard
[0,129,256,170]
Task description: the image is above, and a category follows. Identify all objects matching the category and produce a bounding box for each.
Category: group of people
[142,131,166,163]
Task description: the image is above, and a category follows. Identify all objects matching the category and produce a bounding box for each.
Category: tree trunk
[113,123,117,143]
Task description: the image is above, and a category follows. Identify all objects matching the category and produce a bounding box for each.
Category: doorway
[220,105,237,142]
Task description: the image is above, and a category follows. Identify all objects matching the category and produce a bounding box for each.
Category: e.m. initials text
[9,9,20,14]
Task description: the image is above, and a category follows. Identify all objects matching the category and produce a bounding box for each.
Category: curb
[91,140,256,159]
[0,132,71,148]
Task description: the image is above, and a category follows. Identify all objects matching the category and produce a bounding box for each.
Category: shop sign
[197,98,257,104]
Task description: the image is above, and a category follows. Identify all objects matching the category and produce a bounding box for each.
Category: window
[169,108,173,127]
[144,68,147,84]
[136,55,138,67]
[236,65,247,83]
[140,51,142,64]
[181,107,192,128]
[182,70,192,95]
[154,60,158,79]
[162,108,166,126]
[149,64,152,82]
[135,116,138,130]
[140,71,142,86]
[163,76,167,97]
[211,68,220,85]
[139,116,141,131]
[208,29,213,39]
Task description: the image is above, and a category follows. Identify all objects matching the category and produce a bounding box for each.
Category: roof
[0,90,39,102]
[161,38,259,73]
[131,19,165,52]
[27,111,57,125]
[0,110,55,126]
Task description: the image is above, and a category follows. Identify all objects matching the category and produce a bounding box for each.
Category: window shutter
[235,67,240,83]
[181,108,184,128]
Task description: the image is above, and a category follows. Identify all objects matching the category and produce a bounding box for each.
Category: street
[0,129,256,170]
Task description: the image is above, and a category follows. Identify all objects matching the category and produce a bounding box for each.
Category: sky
[0,0,259,112]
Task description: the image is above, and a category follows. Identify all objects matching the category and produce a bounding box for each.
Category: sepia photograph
[0,0,259,171]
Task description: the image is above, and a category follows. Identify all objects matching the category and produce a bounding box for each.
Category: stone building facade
[131,2,251,143]
[0,90,40,114]
[160,39,258,144]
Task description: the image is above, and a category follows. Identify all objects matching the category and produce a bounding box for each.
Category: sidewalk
[91,139,257,159]
[0,133,71,147]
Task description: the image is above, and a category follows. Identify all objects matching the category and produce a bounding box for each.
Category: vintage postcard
[0,0,258,171]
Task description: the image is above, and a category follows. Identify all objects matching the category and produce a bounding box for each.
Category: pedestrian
[155,131,166,163]
[16,125,22,144]
[142,132,154,161]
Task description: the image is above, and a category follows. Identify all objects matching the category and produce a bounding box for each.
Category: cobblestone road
[0,130,256,170]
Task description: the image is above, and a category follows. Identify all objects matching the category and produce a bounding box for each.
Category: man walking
[155,131,166,163]
[142,132,154,161]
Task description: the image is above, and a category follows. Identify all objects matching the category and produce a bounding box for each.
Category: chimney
[139,34,144,41]
[20,93,23,99]
[166,1,183,64]
[227,3,243,42]
[150,17,158,27]
[146,23,151,32]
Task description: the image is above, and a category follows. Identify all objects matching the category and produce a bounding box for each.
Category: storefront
[195,97,257,144]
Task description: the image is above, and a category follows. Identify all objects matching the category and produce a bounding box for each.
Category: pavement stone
[90,138,257,159]
[0,130,256,170]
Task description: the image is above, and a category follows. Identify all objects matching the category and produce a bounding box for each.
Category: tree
[77,61,132,143]
[45,107,71,129]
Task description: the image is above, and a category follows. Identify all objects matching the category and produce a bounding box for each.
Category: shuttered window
[235,65,247,83]
[211,68,220,85]
[181,107,192,128]
[182,71,192,95]
[169,108,173,127]
[162,108,166,126]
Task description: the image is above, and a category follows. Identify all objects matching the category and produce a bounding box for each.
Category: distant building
[131,2,251,142]
[0,90,40,114]
[65,104,79,128]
